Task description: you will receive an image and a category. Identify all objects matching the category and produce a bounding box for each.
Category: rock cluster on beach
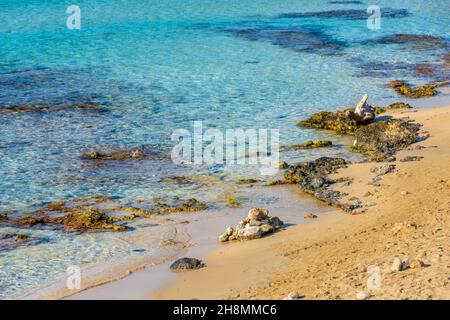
[219,208,284,242]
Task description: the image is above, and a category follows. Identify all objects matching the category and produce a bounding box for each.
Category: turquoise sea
[0,0,449,298]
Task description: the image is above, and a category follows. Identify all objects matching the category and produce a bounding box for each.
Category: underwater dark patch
[365,34,449,50]
[278,8,409,20]
[225,26,347,56]
[329,1,363,4]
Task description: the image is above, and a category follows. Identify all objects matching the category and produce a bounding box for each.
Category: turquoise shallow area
[0,0,449,298]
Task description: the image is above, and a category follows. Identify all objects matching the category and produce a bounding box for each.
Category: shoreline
[150,101,450,300]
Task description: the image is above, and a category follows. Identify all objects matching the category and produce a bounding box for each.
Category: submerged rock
[0,102,107,114]
[154,198,208,213]
[169,257,205,272]
[278,8,409,20]
[352,119,420,157]
[281,140,333,150]
[368,34,447,47]
[80,146,147,161]
[226,27,346,56]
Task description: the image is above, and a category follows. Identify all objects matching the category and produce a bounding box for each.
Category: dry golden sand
[152,105,450,300]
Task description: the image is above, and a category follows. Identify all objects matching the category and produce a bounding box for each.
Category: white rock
[235,225,263,241]
[356,291,371,300]
[391,257,402,272]
[247,208,269,221]
[354,94,374,122]
[225,227,234,236]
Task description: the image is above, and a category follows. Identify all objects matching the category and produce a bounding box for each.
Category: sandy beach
[151,103,450,300]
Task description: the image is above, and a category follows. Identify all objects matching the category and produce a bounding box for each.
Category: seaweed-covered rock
[154,198,208,213]
[169,257,205,272]
[281,140,332,150]
[352,119,420,156]
[386,102,412,110]
[80,146,146,160]
[0,102,107,114]
[0,233,40,251]
[298,108,363,134]
[46,208,130,232]
[387,80,448,98]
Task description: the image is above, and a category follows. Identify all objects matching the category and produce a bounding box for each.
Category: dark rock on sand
[387,80,449,98]
[170,257,205,272]
[400,156,424,162]
[352,119,420,157]
[283,157,348,204]
[278,8,409,20]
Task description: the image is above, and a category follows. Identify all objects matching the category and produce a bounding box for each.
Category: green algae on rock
[281,140,333,150]
[387,80,449,98]
[80,146,147,160]
[297,108,362,134]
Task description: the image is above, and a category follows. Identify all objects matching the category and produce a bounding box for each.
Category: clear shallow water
[0,0,449,298]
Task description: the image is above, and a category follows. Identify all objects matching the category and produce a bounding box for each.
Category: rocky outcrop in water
[219,208,284,242]
[281,140,332,150]
[0,102,107,113]
[298,95,377,134]
[387,80,449,98]
[3,196,208,234]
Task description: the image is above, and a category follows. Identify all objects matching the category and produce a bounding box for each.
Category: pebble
[356,291,371,300]
[304,213,318,219]
[401,191,409,195]
[284,291,301,300]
